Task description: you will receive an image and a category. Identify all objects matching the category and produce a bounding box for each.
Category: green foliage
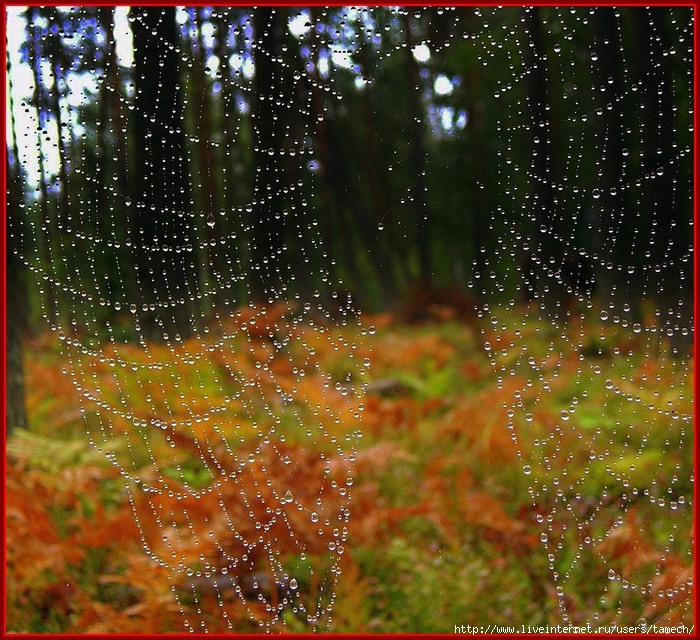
[353,538,544,632]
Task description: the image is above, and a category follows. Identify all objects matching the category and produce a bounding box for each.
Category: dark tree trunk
[7,53,28,433]
[45,9,71,238]
[591,11,626,278]
[589,9,637,316]
[521,7,566,321]
[28,8,57,322]
[461,8,487,301]
[250,8,292,302]
[6,147,29,434]
[214,9,246,301]
[402,12,432,281]
[308,8,334,284]
[193,8,217,218]
[131,6,200,339]
[191,8,225,309]
[630,8,693,350]
[99,7,131,209]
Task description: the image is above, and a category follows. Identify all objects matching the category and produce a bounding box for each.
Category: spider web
[9,5,366,632]
[6,4,694,632]
[476,6,694,628]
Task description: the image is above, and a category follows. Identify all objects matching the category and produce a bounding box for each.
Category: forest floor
[6,305,694,633]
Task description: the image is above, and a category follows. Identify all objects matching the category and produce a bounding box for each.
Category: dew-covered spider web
[477,5,694,629]
[6,5,694,633]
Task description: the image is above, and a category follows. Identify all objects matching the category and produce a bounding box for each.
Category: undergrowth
[6,306,693,632]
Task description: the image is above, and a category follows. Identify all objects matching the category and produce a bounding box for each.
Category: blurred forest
[6,5,693,326]
[4,5,695,633]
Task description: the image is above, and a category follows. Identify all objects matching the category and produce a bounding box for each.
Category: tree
[6,145,29,434]
[131,6,201,339]
[520,7,567,321]
[401,11,432,281]
[25,7,58,322]
[630,8,693,348]
[588,8,629,312]
[250,7,296,302]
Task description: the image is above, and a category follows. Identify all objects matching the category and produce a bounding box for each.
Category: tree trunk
[250,7,291,302]
[402,12,432,281]
[28,8,58,322]
[46,9,71,237]
[521,7,566,322]
[630,8,693,350]
[6,51,29,434]
[589,9,633,315]
[460,8,487,302]
[308,7,336,295]
[214,9,246,301]
[191,8,225,309]
[6,146,29,434]
[101,8,130,201]
[131,6,200,339]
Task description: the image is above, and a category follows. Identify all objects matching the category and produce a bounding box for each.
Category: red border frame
[2,1,697,637]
